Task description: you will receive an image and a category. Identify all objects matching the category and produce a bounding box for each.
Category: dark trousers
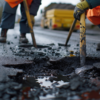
[0,2,30,34]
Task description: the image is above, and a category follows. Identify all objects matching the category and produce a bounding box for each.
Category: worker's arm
[74,0,89,20]
[29,0,41,25]
[86,0,100,8]
[74,0,100,20]
[29,0,41,16]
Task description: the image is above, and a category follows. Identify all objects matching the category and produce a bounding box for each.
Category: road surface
[0,24,100,57]
[0,24,100,100]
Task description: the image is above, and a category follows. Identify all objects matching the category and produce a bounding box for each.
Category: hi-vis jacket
[4,0,41,16]
[86,0,100,25]
[5,0,33,8]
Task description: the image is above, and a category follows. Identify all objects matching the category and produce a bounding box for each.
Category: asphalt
[0,24,100,100]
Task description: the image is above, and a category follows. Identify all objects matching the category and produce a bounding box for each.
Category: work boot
[0,29,8,43]
[19,33,28,43]
[96,43,100,51]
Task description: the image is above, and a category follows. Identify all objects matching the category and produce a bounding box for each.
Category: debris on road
[0,31,100,100]
[0,56,33,66]
[0,66,23,100]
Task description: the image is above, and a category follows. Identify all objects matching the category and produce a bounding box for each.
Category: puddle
[37,77,69,88]
[21,75,69,100]
[21,74,100,100]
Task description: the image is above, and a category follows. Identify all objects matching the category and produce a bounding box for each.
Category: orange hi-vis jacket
[5,0,33,8]
[87,6,100,25]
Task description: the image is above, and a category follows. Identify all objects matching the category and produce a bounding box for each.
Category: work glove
[30,15,35,26]
[74,0,90,20]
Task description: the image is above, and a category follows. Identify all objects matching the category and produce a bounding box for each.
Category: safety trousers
[0,2,30,34]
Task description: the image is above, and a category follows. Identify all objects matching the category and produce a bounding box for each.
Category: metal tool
[23,0,37,47]
[80,12,86,66]
[65,0,86,66]
[80,0,86,66]
[65,19,77,46]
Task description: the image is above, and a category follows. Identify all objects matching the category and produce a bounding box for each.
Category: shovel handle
[80,0,86,66]
[65,19,77,46]
[23,0,37,47]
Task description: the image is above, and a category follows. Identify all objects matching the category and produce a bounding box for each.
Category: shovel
[65,19,77,46]
[23,0,37,47]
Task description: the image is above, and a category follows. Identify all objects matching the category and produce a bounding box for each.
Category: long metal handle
[80,12,86,66]
[23,0,37,47]
[65,19,77,46]
[80,0,86,66]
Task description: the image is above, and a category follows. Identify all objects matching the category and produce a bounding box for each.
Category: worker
[0,0,41,43]
[74,0,100,50]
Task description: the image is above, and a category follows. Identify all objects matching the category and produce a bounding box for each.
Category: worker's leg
[0,2,17,42]
[19,0,41,43]
[19,2,30,43]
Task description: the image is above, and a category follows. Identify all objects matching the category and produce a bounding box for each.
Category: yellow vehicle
[41,9,80,31]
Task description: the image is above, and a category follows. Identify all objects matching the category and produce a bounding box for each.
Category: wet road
[4,24,100,57]
[0,24,100,58]
[0,24,100,100]
[31,26,100,45]
[6,24,100,44]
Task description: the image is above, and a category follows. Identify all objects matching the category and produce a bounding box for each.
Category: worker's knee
[3,1,17,14]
